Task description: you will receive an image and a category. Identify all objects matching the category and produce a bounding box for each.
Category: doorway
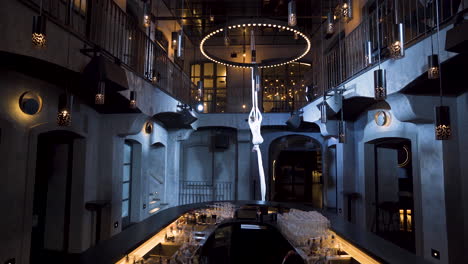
[30,130,83,263]
[269,135,322,207]
[369,138,415,253]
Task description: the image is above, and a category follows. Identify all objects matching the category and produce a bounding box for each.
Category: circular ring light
[200,19,311,69]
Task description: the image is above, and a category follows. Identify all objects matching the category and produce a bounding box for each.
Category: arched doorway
[366,137,415,253]
[269,135,322,207]
[30,130,84,263]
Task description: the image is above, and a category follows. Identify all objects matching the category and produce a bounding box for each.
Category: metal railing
[310,0,466,100]
[179,181,233,205]
[22,0,192,103]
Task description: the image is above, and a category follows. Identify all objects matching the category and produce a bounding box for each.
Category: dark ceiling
[161,0,340,42]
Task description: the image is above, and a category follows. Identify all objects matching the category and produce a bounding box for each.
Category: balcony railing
[21,0,192,103]
[310,0,466,100]
[179,181,233,205]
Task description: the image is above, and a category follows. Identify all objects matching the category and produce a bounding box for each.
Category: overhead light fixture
[341,0,352,22]
[200,19,311,69]
[390,23,405,59]
[428,55,440,79]
[433,0,451,140]
[374,69,386,100]
[129,91,137,109]
[32,14,47,48]
[209,14,215,22]
[288,0,297,27]
[57,93,73,126]
[95,81,105,104]
[435,106,451,140]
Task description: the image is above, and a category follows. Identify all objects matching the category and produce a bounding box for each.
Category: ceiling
[161,0,340,43]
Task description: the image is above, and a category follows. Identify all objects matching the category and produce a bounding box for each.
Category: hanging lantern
[341,0,352,22]
[435,106,451,140]
[374,69,386,100]
[338,120,346,143]
[288,0,297,27]
[365,41,373,66]
[129,91,137,109]
[209,15,215,22]
[197,80,204,101]
[32,15,47,48]
[294,32,299,40]
[176,30,184,58]
[326,12,335,36]
[224,29,230,46]
[57,94,73,126]
[95,81,105,105]
[143,15,151,28]
[320,102,327,123]
[390,23,405,59]
[171,32,178,48]
[152,70,160,84]
[428,54,440,79]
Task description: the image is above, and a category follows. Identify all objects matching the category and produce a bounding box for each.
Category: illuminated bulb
[143,15,150,28]
[95,81,105,105]
[242,104,246,109]
[32,15,47,48]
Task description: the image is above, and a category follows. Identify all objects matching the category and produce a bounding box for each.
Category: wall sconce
[19,91,43,115]
[374,69,386,100]
[145,122,153,134]
[288,0,297,27]
[428,54,440,79]
[129,91,137,109]
[390,23,405,59]
[365,41,373,66]
[435,106,451,140]
[95,81,105,104]
[326,12,335,37]
[341,0,352,22]
[171,32,178,48]
[32,15,47,48]
[57,93,73,126]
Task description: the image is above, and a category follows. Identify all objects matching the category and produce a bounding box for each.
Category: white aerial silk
[248,66,266,201]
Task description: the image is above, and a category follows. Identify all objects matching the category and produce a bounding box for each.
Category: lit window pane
[122,200,129,217]
[204,63,214,76]
[191,64,201,77]
[204,78,214,88]
[123,165,131,182]
[124,143,132,163]
[122,183,130,200]
[217,65,227,76]
[217,77,226,88]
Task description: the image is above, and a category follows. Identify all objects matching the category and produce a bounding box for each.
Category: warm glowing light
[143,15,150,28]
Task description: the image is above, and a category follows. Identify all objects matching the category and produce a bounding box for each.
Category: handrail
[19,0,193,104]
[309,0,466,102]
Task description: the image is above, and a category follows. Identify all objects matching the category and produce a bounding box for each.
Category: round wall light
[19,91,42,115]
[145,122,153,134]
[374,110,391,127]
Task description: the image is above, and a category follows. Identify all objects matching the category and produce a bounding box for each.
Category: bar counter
[79,201,431,264]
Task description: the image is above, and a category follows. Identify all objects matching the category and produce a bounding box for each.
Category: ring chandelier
[200,19,311,69]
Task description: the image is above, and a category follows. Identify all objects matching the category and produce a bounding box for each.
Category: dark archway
[30,130,84,264]
[366,137,415,253]
[268,135,322,208]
